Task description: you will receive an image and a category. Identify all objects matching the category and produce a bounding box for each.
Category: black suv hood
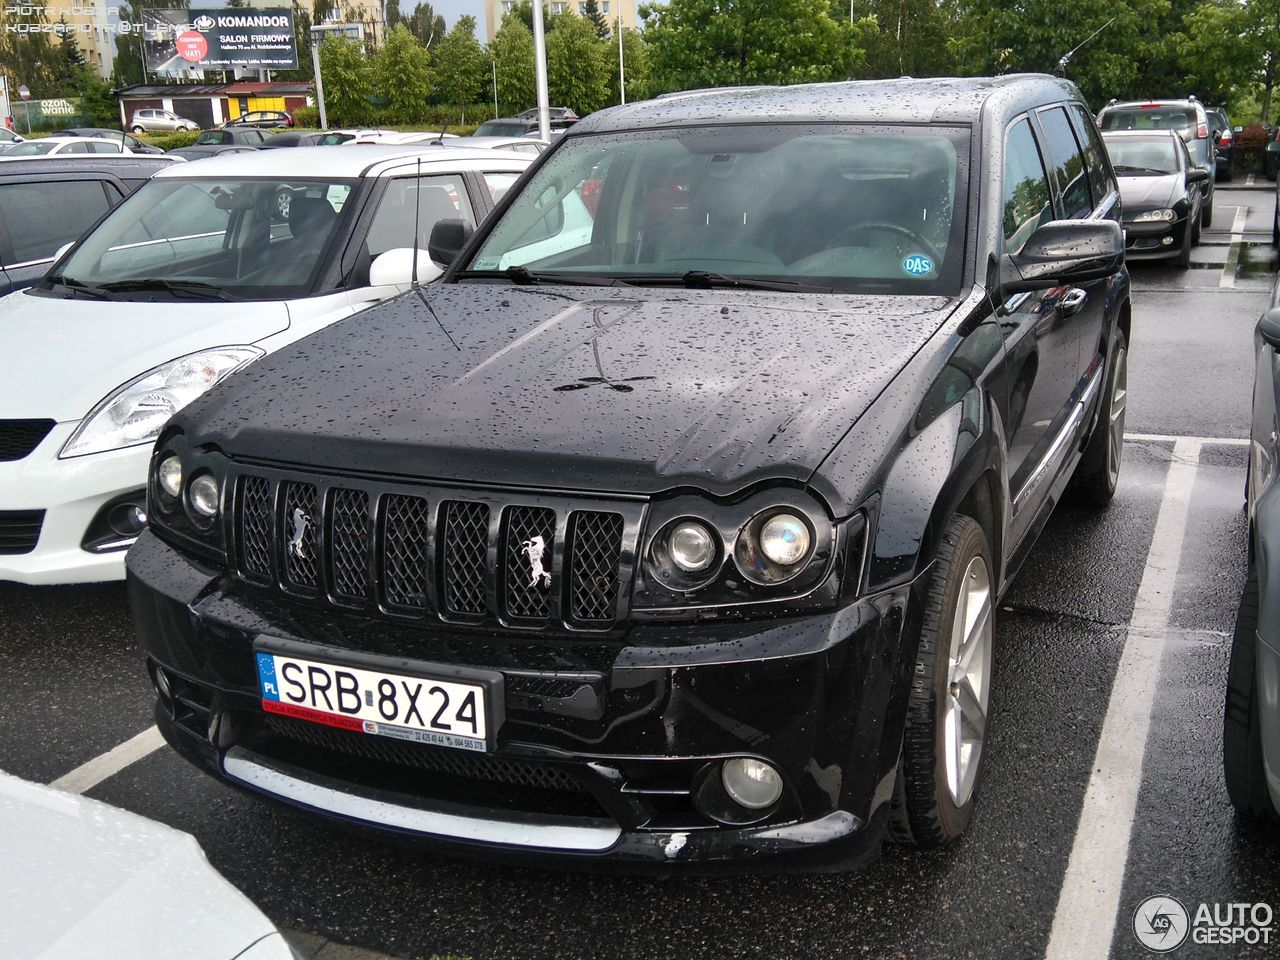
[184,284,957,497]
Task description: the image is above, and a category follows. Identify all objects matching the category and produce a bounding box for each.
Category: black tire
[1272,201,1278,247]
[1267,156,1278,182]
[1224,565,1280,820]
[1175,226,1194,269]
[891,514,993,847]
[1070,329,1128,507]
[1202,185,1214,228]
[130,125,144,134]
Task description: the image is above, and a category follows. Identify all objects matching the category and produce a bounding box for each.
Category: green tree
[435,16,488,120]
[609,28,650,103]
[546,12,610,113]
[583,0,611,38]
[406,2,447,48]
[318,34,374,125]
[1175,0,1280,120]
[375,24,433,122]
[0,6,59,98]
[853,0,956,77]
[492,14,536,113]
[642,0,872,92]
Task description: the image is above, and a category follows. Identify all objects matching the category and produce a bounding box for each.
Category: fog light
[106,501,147,537]
[669,521,716,573]
[1161,236,1174,246]
[188,473,220,518]
[157,455,182,498]
[721,757,783,810]
[759,513,811,566]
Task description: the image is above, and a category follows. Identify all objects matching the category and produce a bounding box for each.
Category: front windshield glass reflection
[464,124,969,294]
[51,177,355,300]
[1104,138,1180,176]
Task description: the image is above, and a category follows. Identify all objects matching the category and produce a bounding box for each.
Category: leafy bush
[145,130,200,151]
[292,105,319,128]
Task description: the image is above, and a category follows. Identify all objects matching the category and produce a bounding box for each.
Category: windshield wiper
[44,275,113,300]
[453,266,622,286]
[99,279,242,301]
[1113,165,1165,175]
[621,271,835,293]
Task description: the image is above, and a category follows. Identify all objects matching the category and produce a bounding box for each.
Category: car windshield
[6,141,58,156]
[1100,106,1196,135]
[197,131,232,145]
[1104,137,1180,175]
[48,176,356,301]
[464,123,969,295]
[475,121,530,137]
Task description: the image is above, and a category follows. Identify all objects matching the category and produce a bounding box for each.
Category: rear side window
[0,180,111,265]
[366,174,477,258]
[198,131,230,145]
[1067,104,1116,206]
[1002,119,1053,254]
[1037,106,1092,218]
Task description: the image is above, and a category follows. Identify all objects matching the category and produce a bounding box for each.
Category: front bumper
[0,423,149,585]
[1122,216,1192,261]
[127,530,921,869]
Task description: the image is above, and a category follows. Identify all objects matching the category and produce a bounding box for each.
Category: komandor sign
[184,7,298,69]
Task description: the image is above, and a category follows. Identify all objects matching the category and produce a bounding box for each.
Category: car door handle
[1056,287,1088,318]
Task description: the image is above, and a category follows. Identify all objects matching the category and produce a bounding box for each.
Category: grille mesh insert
[238,476,272,580]
[441,500,489,615]
[568,511,624,623]
[329,488,369,603]
[282,482,319,591]
[503,506,556,620]
[383,494,431,611]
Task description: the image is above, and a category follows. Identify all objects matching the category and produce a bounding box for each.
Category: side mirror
[368,247,441,286]
[1267,141,1280,155]
[428,218,474,267]
[53,241,74,262]
[1187,168,1210,184]
[999,220,1124,294]
[1259,308,1280,350]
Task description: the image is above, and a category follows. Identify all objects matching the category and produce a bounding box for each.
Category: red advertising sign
[176,31,209,63]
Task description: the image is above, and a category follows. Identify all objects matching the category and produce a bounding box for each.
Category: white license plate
[256,651,489,752]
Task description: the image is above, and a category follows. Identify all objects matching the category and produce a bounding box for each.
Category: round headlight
[669,521,717,573]
[188,473,220,518]
[157,455,183,499]
[721,758,783,810]
[759,513,811,566]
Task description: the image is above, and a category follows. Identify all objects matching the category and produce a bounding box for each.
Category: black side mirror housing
[1267,140,1280,155]
[428,218,475,267]
[1259,308,1280,350]
[1187,167,1211,184]
[999,220,1124,294]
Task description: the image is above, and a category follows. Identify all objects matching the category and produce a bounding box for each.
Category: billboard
[143,7,298,74]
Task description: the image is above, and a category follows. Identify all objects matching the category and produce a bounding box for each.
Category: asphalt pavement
[2,182,1279,960]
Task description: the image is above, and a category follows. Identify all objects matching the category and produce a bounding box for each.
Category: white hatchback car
[0,145,532,584]
[2,136,134,157]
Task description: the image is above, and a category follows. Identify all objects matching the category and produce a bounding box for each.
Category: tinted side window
[1067,103,1115,205]
[1002,119,1053,254]
[1038,107,1092,218]
[0,180,111,265]
[366,175,477,258]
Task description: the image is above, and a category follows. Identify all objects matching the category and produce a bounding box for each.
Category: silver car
[1097,98,1218,228]
[129,108,199,133]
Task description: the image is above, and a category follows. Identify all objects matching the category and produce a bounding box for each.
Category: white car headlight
[60,346,263,458]
[1131,208,1176,223]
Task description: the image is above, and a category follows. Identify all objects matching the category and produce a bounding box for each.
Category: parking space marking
[1124,431,1247,446]
[1246,174,1256,187]
[1044,438,1201,960]
[49,725,164,794]
[1219,205,1248,288]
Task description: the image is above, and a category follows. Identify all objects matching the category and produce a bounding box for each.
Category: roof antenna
[1055,17,1116,77]
[409,156,460,351]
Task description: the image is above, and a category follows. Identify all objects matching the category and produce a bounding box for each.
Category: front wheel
[891,514,994,847]
[1069,329,1128,506]
[1202,185,1214,228]
[130,125,144,133]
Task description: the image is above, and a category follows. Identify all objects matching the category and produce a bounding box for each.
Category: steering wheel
[826,221,942,266]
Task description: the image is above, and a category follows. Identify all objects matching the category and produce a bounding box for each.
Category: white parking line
[1219,205,1248,288]
[1124,431,1248,446]
[1247,173,1256,187]
[50,725,164,794]
[1044,438,1201,960]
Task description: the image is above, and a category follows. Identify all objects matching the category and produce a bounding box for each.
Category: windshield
[5,141,57,156]
[1100,106,1196,135]
[475,122,530,138]
[1103,137,1180,175]
[463,124,969,294]
[49,176,355,301]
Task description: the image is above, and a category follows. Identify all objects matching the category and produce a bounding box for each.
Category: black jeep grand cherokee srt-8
[128,75,1130,869]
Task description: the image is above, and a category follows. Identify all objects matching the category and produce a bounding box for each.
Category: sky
[427,1,488,29]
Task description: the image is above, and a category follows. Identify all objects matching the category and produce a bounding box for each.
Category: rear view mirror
[369,248,441,286]
[999,220,1124,294]
[428,218,474,267]
[1187,168,1210,184]
[1268,141,1280,155]
[1259,308,1280,350]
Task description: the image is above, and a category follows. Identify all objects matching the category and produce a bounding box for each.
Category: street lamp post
[531,0,550,142]
[492,59,499,117]
[617,10,625,105]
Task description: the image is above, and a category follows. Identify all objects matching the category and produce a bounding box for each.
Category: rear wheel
[1272,200,1278,247]
[1070,329,1128,506]
[1224,565,1280,820]
[891,515,994,847]
[1202,184,1214,228]
[130,125,144,133]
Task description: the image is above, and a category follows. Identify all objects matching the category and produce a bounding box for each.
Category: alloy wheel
[1107,345,1128,489]
[943,554,993,807]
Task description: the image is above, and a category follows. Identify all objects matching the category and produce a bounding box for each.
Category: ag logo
[1133,896,1190,952]
[901,253,934,277]
[193,14,215,30]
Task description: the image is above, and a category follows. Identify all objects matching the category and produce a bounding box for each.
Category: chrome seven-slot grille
[230,468,640,631]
